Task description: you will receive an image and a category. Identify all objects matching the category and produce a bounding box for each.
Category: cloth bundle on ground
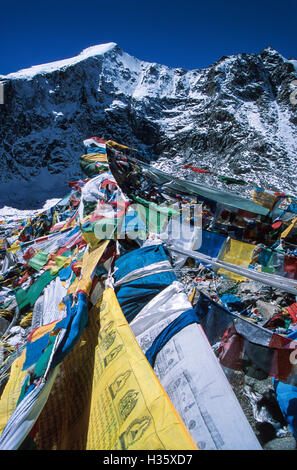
[113,244,176,323]
[126,280,261,449]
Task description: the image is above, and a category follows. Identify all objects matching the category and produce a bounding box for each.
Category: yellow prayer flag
[0,351,27,435]
[33,288,198,450]
[218,238,256,281]
[76,240,109,295]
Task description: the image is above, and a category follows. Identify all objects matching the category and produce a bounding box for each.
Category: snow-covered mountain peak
[78,42,118,58]
[3,42,118,80]
[0,44,296,211]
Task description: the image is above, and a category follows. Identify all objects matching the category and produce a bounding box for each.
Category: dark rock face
[0,43,296,208]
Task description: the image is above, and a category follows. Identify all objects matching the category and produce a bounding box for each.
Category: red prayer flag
[183,165,212,174]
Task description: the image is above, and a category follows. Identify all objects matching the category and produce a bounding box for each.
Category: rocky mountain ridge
[0,42,296,210]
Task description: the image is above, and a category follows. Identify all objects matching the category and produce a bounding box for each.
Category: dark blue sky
[1,0,296,75]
